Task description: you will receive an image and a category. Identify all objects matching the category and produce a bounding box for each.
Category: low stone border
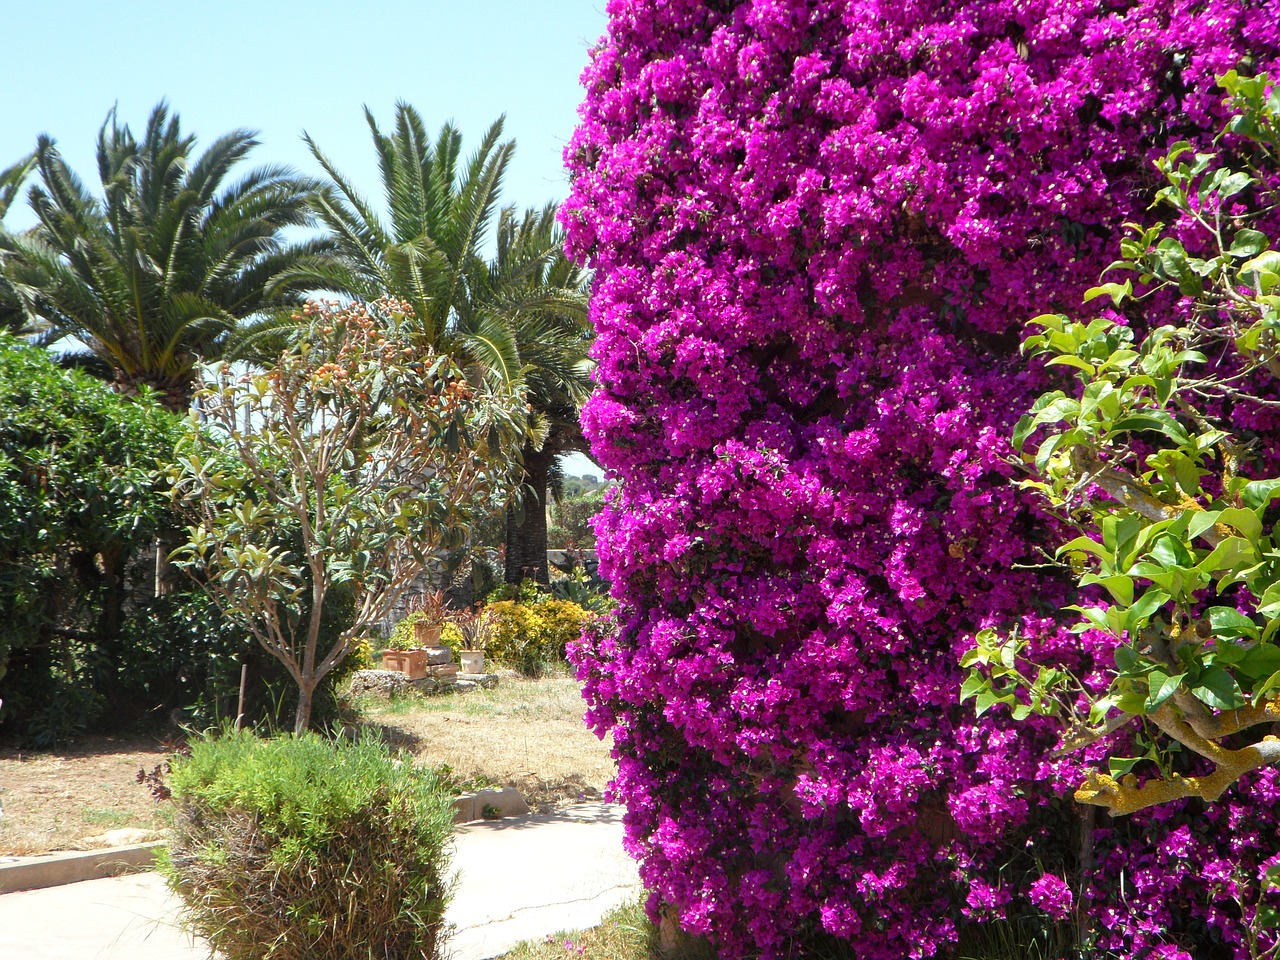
[0,787,530,894]
[453,787,530,823]
[0,842,163,894]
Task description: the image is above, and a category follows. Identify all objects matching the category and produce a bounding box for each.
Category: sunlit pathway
[0,803,639,960]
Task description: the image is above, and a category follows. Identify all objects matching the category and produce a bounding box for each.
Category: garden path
[0,803,639,960]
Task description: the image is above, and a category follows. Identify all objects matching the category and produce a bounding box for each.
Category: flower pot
[459,650,485,675]
[381,649,429,680]
[413,621,443,646]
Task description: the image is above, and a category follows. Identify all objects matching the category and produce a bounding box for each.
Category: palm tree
[0,103,333,411]
[0,152,36,333]
[492,204,594,585]
[294,104,593,583]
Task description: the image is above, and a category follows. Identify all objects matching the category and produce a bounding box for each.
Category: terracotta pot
[381,649,428,680]
[413,621,443,646]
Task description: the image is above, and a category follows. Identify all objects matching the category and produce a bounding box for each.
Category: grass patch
[498,899,716,960]
[79,808,135,828]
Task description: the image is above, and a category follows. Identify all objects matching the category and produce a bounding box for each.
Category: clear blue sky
[1,1,608,232]
[2,1,610,476]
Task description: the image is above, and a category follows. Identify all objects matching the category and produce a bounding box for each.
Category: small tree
[170,299,523,733]
[964,73,1280,822]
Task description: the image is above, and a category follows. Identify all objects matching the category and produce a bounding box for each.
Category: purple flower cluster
[563,2,1280,957]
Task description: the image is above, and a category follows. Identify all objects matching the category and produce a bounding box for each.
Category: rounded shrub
[487,598,588,676]
[564,3,1280,958]
[160,730,455,960]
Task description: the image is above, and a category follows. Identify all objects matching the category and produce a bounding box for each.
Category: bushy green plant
[486,597,588,676]
[385,612,449,652]
[171,298,524,732]
[963,72,1280,819]
[160,729,455,960]
[487,578,550,605]
[0,332,194,742]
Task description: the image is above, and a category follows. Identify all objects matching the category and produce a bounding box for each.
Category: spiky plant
[0,103,334,410]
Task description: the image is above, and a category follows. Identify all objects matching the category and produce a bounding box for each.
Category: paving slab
[0,803,640,960]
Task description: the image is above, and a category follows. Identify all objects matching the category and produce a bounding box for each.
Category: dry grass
[0,677,611,856]
[0,737,169,855]
[354,674,615,812]
[498,899,718,960]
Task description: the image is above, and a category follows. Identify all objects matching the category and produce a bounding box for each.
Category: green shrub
[486,598,588,676]
[161,730,455,960]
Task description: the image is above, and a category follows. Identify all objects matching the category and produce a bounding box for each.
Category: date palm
[293,104,593,583]
[0,153,36,333]
[0,103,332,411]
[491,203,594,584]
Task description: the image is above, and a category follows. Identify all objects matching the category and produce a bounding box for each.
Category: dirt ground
[359,674,616,813]
[0,736,173,855]
[0,676,615,856]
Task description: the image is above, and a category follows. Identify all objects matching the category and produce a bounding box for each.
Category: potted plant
[409,589,449,646]
[454,606,494,675]
[381,590,452,679]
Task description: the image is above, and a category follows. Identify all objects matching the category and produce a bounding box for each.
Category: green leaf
[1206,606,1260,640]
[960,673,987,702]
[1197,537,1258,577]
[1124,589,1170,625]
[1253,669,1280,704]
[1191,666,1244,710]
[1146,671,1186,712]
[1241,251,1280,293]
[1150,535,1194,569]
[1216,506,1262,541]
[1256,581,1280,619]
[1056,535,1108,561]
[1108,756,1144,779]
[1237,643,1280,682]
[1187,510,1222,540]
[1115,644,1141,672]
[1110,412,1191,446]
[1084,280,1133,306]
[1242,478,1280,511]
[1228,228,1268,258]
[1080,573,1135,605]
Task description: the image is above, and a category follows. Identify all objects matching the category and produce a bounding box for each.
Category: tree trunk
[294,680,315,735]
[504,444,554,586]
[111,367,195,414]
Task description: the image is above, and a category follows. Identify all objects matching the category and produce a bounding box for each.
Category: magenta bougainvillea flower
[563,2,1280,957]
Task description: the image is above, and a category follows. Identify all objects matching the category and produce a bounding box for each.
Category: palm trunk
[111,368,195,414]
[504,445,553,586]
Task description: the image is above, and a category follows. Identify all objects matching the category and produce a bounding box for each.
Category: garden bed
[0,677,612,856]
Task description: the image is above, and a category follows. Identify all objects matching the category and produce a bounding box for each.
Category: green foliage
[170,298,524,733]
[385,612,452,653]
[963,72,1280,816]
[0,103,331,409]
[549,489,605,550]
[0,332,194,741]
[161,729,455,960]
[486,597,588,676]
[488,578,551,605]
[439,621,464,653]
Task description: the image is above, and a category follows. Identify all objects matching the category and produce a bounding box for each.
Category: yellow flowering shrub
[485,598,587,676]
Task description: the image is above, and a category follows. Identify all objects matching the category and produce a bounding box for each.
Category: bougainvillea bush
[564,2,1280,958]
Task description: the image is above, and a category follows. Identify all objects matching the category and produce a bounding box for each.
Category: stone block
[452,787,530,822]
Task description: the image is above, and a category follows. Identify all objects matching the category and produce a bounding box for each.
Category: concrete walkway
[0,803,640,960]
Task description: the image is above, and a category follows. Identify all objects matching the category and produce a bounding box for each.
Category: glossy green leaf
[1146,671,1186,712]
[1191,666,1243,710]
[1206,606,1260,640]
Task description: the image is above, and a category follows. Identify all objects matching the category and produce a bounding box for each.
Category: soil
[0,735,174,856]
[358,675,616,814]
[0,676,615,856]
